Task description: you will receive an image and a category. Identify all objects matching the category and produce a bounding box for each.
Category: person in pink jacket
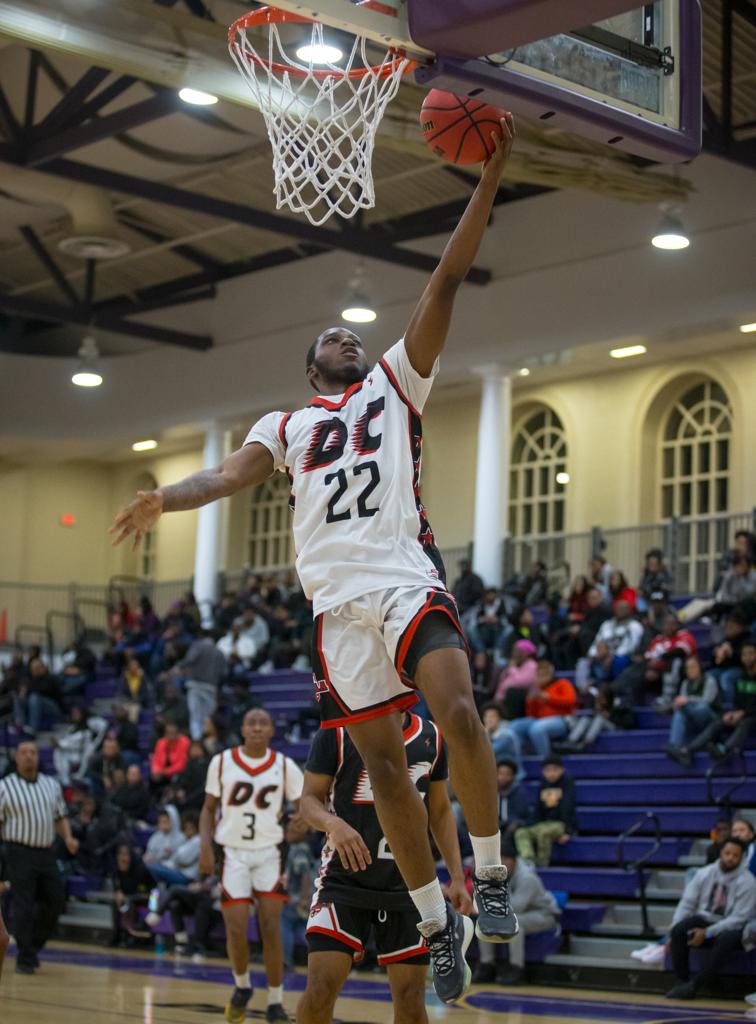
[494,640,538,704]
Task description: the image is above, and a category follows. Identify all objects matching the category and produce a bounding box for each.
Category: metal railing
[705,752,749,816]
[617,811,662,938]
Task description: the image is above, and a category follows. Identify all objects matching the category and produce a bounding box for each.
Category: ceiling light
[178,87,218,106]
[739,322,756,334]
[556,472,570,485]
[518,367,531,377]
[72,334,103,388]
[341,305,377,324]
[132,440,158,452]
[296,42,343,64]
[610,344,647,359]
[651,210,690,250]
[341,263,376,323]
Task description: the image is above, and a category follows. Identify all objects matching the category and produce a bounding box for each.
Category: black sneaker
[473,865,519,943]
[665,981,697,1000]
[418,903,474,1004]
[666,745,692,769]
[225,987,252,1023]
[265,1004,290,1023]
[15,963,35,975]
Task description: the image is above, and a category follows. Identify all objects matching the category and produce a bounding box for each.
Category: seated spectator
[452,558,485,615]
[503,609,541,659]
[14,657,63,736]
[171,740,210,812]
[494,639,538,717]
[117,657,152,714]
[665,837,756,999]
[549,578,592,669]
[629,613,697,707]
[587,599,644,682]
[112,764,152,823]
[680,556,756,625]
[239,605,271,666]
[704,818,732,865]
[560,685,634,753]
[155,681,190,738]
[202,709,238,757]
[509,661,578,758]
[564,575,592,624]
[110,843,153,946]
[217,620,257,676]
[280,817,316,970]
[608,570,636,607]
[496,758,532,836]
[468,588,512,678]
[667,639,756,767]
[110,703,142,766]
[731,817,756,876]
[515,755,576,867]
[574,588,612,666]
[214,591,242,634]
[710,611,751,706]
[87,735,126,797]
[52,704,108,786]
[481,701,520,770]
[70,793,126,876]
[637,548,673,612]
[663,656,720,757]
[145,810,201,887]
[146,876,221,956]
[151,722,191,789]
[59,641,97,698]
[713,530,756,592]
[474,837,559,984]
[588,554,613,598]
[137,596,161,638]
[143,805,183,874]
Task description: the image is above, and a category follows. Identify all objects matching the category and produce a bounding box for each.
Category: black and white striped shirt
[0,772,68,848]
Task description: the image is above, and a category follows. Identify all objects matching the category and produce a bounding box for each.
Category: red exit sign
[60,513,76,527]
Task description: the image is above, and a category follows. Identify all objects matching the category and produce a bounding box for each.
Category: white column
[472,367,512,588]
[193,424,231,626]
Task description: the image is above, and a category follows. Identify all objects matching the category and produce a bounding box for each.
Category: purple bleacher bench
[536,867,646,898]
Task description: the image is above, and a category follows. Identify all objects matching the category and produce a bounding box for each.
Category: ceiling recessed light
[341,306,376,324]
[178,87,218,106]
[739,322,756,334]
[610,344,647,359]
[296,43,343,64]
[651,210,690,250]
[132,439,158,452]
[556,471,570,485]
[518,367,531,377]
[71,370,103,388]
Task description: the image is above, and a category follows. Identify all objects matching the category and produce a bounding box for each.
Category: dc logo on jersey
[313,677,329,702]
[228,781,279,808]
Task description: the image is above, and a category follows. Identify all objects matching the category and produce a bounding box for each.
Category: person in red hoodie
[150,721,191,789]
[509,661,578,758]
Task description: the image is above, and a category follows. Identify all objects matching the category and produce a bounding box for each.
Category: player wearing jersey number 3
[200,708,304,1022]
[111,115,518,1004]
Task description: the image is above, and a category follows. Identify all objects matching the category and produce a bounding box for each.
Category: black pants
[669,915,744,987]
[4,842,66,967]
[163,886,216,947]
[687,714,756,754]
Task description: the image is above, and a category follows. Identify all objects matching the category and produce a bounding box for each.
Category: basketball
[420,89,507,165]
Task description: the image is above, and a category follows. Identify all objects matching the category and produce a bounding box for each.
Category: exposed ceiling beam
[24,50,40,130]
[7,155,490,283]
[63,75,138,132]
[34,66,111,136]
[0,293,212,350]
[118,214,225,273]
[0,82,20,141]
[19,225,81,307]
[732,0,756,31]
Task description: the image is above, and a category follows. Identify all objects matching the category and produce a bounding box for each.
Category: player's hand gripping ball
[420,88,507,165]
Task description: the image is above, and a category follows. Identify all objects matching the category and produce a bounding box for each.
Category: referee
[0,740,78,974]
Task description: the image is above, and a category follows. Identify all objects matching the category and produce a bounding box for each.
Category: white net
[229,17,412,226]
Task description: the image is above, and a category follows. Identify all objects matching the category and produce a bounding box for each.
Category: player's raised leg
[414,642,518,943]
[296,951,353,1024]
[256,895,288,1023]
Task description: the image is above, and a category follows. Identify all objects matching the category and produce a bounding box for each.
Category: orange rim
[228,5,416,81]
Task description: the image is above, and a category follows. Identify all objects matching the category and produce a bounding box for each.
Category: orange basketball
[420,89,506,165]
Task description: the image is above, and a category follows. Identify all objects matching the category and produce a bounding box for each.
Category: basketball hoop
[229,6,415,226]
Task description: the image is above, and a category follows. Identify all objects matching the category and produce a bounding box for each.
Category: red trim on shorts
[221,897,251,908]
[316,616,352,717]
[395,598,467,679]
[309,381,364,411]
[377,942,428,965]
[305,925,364,953]
[254,890,288,901]
[320,692,419,729]
[429,720,443,775]
[378,358,422,419]
[231,746,276,777]
[278,412,292,450]
[402,713,423,744]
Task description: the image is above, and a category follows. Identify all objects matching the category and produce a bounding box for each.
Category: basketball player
[297,711,472,1024]
[199,708,304,1023]
[112,115,518,1003]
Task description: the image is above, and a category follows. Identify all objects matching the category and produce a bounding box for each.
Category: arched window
[660,380,732,519]
[247,473,294,569]
[509,407,568,536]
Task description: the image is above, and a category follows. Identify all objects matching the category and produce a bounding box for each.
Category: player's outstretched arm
[404,114,515,377]
[300,771,372,872]
[199,793,220,876]
[428,781,473,916]
[109,441,274,550]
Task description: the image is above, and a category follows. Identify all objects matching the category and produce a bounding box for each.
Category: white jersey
[245,340,443,615]
[205,746,304,851]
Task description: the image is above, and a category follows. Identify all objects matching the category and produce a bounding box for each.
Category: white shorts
[220,845,286,906]
[311,585,464,728]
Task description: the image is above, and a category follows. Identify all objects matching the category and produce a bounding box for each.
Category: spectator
[110,704,141,766]
[638,549,673,611]
[118,657,151,715]
[509,661,578,757]
[239,605,271,663]
[515,755,577,867]
[14,657,63,736]
[59,641,97,698]
[280,817,315,970]
[481,702,520,770]
[495,758,532,836]
[145,810,201,887]
[680,556,756,624]
[587,599,644,682]
[494,639,538,719]
[704,818,732,865]
[713,530,756,591]
[503,608,542,658]
[143,805,183,874]
[452,558,485,615]
[166,631,226,741]
[137,596,161,638]
[575,588,612,661]
[151,722,191,789]
[560,685,634,753]
[608,570,636,607]
[667,639,756,767]
[663,656,720,756]
[710,611,751,706]
[215,592,242,634]
[665,837,756,999]
[52,705,108,786]
[468,588,512,658]
[148,876,221,956]
[217,621,257,675]
[564,576,592,623]
[731,817,756,877]
[110,843,153,946]
[616,613,697,708]
[171,740,210,812]
[112,764,152,823]
[155,681,190,737]
[87,735,126,796]
[474,838,559,984]
[589,554,613,597]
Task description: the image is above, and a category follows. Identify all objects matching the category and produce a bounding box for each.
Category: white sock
[470,833,502,872]
[409,877,447,925]
[267,985,283,1006]
[233,971,251,989]
[175,931,189,944]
